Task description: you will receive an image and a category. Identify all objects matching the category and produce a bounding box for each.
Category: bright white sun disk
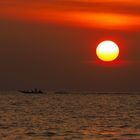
[96,40,119,62]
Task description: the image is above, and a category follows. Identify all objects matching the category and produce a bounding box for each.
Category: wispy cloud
[0,0,140,30]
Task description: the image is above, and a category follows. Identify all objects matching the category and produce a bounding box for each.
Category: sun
[96,40,119,62]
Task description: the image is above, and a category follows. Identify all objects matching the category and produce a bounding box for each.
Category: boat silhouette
[18,88,44,94]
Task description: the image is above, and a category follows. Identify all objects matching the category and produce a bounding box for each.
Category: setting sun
[96,40,119,62]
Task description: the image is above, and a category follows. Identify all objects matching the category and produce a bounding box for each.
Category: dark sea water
[0,91,139,140]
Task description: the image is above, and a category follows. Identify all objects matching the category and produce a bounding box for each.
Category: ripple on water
[0,92,139,140]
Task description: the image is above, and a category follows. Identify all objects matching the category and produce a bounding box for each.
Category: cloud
[0,0,140,30]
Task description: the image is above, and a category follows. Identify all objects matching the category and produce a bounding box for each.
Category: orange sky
[0,0,140,90]
[0,0,140,30]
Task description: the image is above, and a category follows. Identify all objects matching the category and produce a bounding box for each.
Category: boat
[18,88,44,94]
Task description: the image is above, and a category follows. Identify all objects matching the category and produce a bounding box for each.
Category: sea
[0,91,139,140]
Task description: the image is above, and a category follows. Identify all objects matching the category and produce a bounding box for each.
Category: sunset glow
[0,0,140,30]
[0,0,140,91]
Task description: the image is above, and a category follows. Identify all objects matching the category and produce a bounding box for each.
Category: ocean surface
[0,91,139,140]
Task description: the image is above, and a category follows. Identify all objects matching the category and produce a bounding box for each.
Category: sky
[0,0,140,91]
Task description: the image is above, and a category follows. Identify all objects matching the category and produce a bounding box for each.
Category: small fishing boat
[18,89,44,94]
